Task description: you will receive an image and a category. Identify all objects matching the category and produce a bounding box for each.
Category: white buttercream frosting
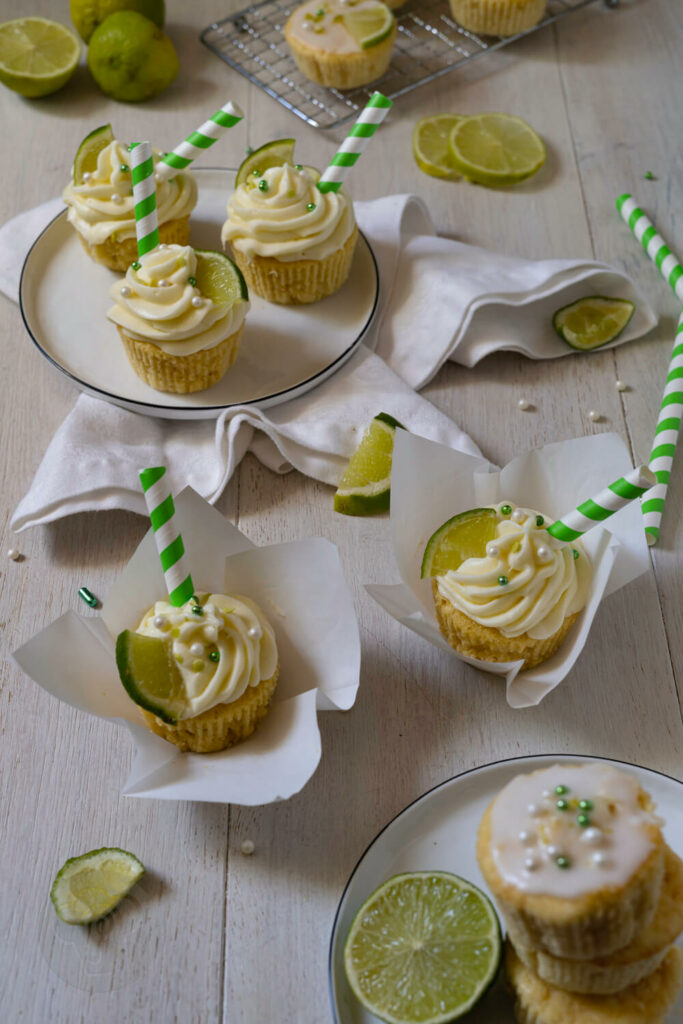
[436,504,591,640]
[137,593,278,719]
[106,245,249,355]
[63,139,197,245]
[221,162,355,262]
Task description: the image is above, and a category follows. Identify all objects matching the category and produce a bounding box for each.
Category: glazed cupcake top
[489,763,662,897]
[63,139,197,245]
[136,593,278,719]
[435,503,591,640]
[221,162,355,262]
[107,245,249,355]
[287,0,390,54]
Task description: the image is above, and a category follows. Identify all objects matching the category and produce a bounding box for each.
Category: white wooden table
[1,1,682,1020]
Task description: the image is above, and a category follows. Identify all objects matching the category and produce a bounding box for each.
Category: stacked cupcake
[477,763,683,1023]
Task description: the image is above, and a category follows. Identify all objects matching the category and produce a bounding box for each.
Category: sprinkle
[159,243,168,250]
[241,839,255,856]
[191,296,203,308]
[78,586,98,608]
[191,594,200,603]
[554,784,569,795]
[518,829,534,845]
[486,543,500,558]
[644,171,656,180]
[581,827,604,846]
[245,146,253,155]
[82,172,91,183]
[209,650,220,662]
[524,855,539,872]
[190,642,204,658]
[306,202,316,211]
[158,279,170,288]
[592,851,609,867]
[577,813,591,827]
[517,398,530,410]
[615,379,628,391]
[120,164,130,173]
[500,504,512,516]
[247,626,262,639]
[556,855,571,869]
[7,548,21,561]
[192,659,204,672]
[153,615,168,630]
[546,844,559,857]
[527,803,544,817]
[252,168,261,176]
[497,575,509,586]
[188,276,197,287]
[588,409,601,422]
[536,515,544,527]
[512,508,526,523]
[579,799,594,811]
[295,164,303,170]
[120,285,131,298]
[573,548,580,559]
[536,545,551,562]
[556,799,569,811]
[110,193,123,204]
[192,605,204,616]
[258,179,269,192]
[132,260,141,271]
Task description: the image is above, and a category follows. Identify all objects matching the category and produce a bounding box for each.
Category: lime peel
[51,847,145,925]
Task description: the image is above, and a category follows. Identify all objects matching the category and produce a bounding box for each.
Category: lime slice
[116,629,188,724]
[413,115,462,180]
[343,2,395,49]
[334,412,405,517]
[421,508,497,578]
[0,17,81,98]
[236,139,295,186]
[73,123,113,185]
[448,113,546,187]
[344,871,502,1024]
[50,848,145,925]
[194,249,248,304]
[552,296,635,351]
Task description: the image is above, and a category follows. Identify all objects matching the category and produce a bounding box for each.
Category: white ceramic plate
[329,754,683,1023]
[19,168,379,420]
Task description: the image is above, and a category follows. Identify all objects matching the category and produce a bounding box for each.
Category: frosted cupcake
[63,130,196,272]
[449,0,546,37]
[107,244,249,394]
[285,0,397,90]
[117,592,279,754]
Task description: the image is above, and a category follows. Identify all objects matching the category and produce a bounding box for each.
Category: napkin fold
[1,194,656,531]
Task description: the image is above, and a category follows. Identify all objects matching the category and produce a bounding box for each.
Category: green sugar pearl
[573,548,580,559]
[191,605,204,616]
[295,164,303,171]
[78,586,98,608]
[535,515,544,527]
[555,784,569,795]
[500,504,512,516]
[119,164,129,173]
[556,799,569,811]
[188,276,197,287]
[245,146,254,156]
[556,855,571,870]
[577,813,591,827]
[306,202,316,212]
[258,179,269,192]
[497,575,509,586]
[252,168,261,176]
[209,650,220,663]
[644,171,656,180]
[579,799,594,811]
[131,260,141,271]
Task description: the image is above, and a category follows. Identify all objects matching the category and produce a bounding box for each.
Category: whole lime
[70,0,165,44]
[87,11,177,103]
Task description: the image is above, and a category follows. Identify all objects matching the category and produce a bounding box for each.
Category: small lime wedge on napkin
[334,412,405,516]
[553,296,635,350]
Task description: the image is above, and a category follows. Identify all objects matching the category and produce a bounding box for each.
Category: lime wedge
[236,139,295,186]
[334,412,405,517]
[73,123,113,185]
[344,871,502,1024]
[413,114,463,180]
[421,508,497,578]
[342,2,395,49]
[116,629,187,724]
[194,249,248,304]
[0,17,81,98]
[448,113,546,187]
[552,296,635,351]
[50,848,145,925]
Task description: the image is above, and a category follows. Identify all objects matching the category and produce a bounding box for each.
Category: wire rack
[201,0,618,131]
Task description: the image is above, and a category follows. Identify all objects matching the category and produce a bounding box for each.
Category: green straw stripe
[655,245,672,270]
[160,534,185,572]
[650,443,677,460]
[169,575,195,606]
[316,182,340,193]
[547,521,582,542]
[645,526,659,539]
[349,123,376,139]
[330,152,359,168]
[137,232,159,255]
[367,93,392,108]
[670,265,683,290]
[161,152,191,169]
[576,498,612,521]
[641,497,665,514]
[666,368,683,382]
[661,391,683,408]
[655,416,681,435]
[186,129,215,150]
[140,466,165,490]
[615,193,630,212]
[131,156,154,184]
[212,109,241,128]
[149,494,174,531]
[671,341,683,357]
[628,206,644,231]
[134,194,157,221]
[609,478,649,500]
[655,469,671,484]
[641,225,657,248]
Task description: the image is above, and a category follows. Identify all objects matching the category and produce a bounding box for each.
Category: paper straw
[641,312,683,545]
[317,92,392,194]
[156,101,245,180]
[139,467,194,607]
[616,194,683,302]
[546,465,656,543]
[130,142,159,257]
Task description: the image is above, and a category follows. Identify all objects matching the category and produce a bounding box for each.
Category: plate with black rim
[19,168,379,420]
[329,753,683,1023]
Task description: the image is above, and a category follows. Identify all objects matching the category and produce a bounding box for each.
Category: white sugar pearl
[153,615,168,630]
[158,279,170,288]
[158,243,168,249]
[303,20,314,28]
[546,845,559,858]
[524,855,539,871]
[588,409,601,422]
[527,802,544,818]
[7,548,21,561]
[615,380,628,391]
[536,545,551,562]
[110,193,123,204]
[247,626,262,639]
[512,508,526,524]
[82,172,92,183]
[241,839,255,856]
[592,851,609,867]
[486,543,500,558]
[581,827,603,846]
[120,285,132,298]
[542,788,552,798]
[191,296,203,308]
[190,642,204,658]
[518,830,535,845]
[154,172,161,182]
[517,398,530,411]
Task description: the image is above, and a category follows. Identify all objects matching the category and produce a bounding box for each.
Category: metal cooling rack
[201,0,619,131]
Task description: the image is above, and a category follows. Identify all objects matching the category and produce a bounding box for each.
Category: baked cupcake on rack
[448,0,546,37]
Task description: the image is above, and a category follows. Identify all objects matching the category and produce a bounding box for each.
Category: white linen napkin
[1,194,656,530]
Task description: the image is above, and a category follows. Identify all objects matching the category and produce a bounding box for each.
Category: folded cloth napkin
[1,194,656,530]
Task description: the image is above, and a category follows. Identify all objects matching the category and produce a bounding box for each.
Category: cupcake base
[284,24,396,89]
[449,0,546,36]
[117,323,244,394]
[77,217,191,273]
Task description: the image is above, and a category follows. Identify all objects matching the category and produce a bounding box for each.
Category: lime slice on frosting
[51,848,145,925]
[413,114,462,180]
[552,296,635,351]
[421,507,498,578]
[0,17,81,98]
[448,112,546,187]
[344,871,502,1024]
[116,629,188,725]
[343,2,395,49]
[236,139,295,186]
[334,412,405,516]
[194,249,248,304]
[73,123,113,184]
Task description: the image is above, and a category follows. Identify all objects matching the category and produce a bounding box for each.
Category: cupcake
[476,763,666,960]
[117,592,279,754]
[107,244,249,394]
[221,153,357,305]
[285,0,397,90]
[449,0,546,37]
[63,133,196,273]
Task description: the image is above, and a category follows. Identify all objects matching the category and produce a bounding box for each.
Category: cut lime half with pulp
[236,139,295,186]
[448,113,546,187]
[344,871,502,1024]
[552,296,635,350]
[413,115,462,180]
[421,507,497,578]
[194,249,248,304]
[0,17,81,98]
[334,412,405,517]
[51,847,145,925]
[116,629,187,724]
[343,2,395,49]
[73,123,113,184]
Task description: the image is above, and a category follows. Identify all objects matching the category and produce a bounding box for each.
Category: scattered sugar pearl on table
[588,409,601,422]
[7,548,21,561]
[241,839,255,856]
[615,380,628,391]
[517,398,530,411]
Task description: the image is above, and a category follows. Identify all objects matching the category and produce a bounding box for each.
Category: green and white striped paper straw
[130,141,159,257]
[156,101,244,180]
[616,194,683,302]
[546,465,656,543]
[139,467,194,607]
[317,92,392,194]
[642,311,683,545]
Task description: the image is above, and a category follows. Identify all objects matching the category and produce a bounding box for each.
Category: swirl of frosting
[136,593,278,718]
[221,163,355,261]
[106,245,249,355]
[436,504,591,640]
[62,139,197,245]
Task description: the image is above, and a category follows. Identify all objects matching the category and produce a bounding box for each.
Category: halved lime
[334,412,405,517]
[116,629,187,724]
[51,848,145,925]
[448,113,546,187]
[0,17,81,98]
[194,249,248,304]
[413,115,462,180]
[73,123,113,185]
[421,507,497,578]
[343,2,395,49]
[236,139,295,186]
[552,296,635,351]
[344,871,502,1024]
